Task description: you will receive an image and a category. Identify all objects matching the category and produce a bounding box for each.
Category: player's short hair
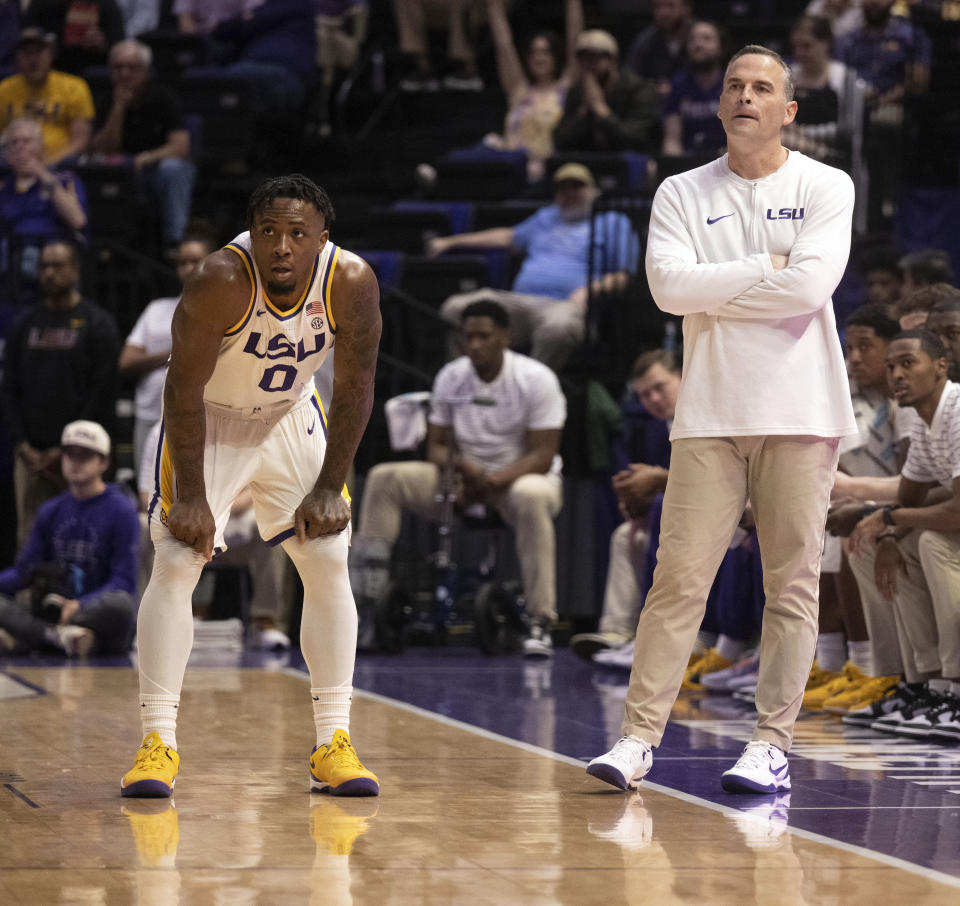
[247,174,335,230]
[461,299,510,329]
[630,348,680,380]
[897,282,960,319]
[844,304,900,340]
[726,44,794,101]
[892,328,947,361]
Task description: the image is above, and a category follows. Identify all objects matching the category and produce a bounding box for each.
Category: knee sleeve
[283,533,358,687]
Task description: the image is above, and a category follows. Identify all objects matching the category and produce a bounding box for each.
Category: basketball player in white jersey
[121,174,382,798]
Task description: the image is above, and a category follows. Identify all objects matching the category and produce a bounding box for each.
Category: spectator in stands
[392,0,483,92]
[0,117,87,302]
[0,0,21,70]
[570,350,763,685]
[206,0,317,113]
[116,0,160,37]
[660,20,726,160]
[118,231,214,471]
[554,30,660,155]
[899,249,955,299]
[806,0,864,39]
[430,163,639,373]
[0,420,138,657]
[0,27,95,167]
[174,0,252,34]
[89,39,194,246]
[624,0,693,101]
[836,0,931,227]
[859,245,902,311]
[352,299,566,657]
[897,282,960,331]
[481,0,583,183]
[784,15,864,166]
[1,239,119,548]
[926,293,960,381]
[312,1,368,131]
[847,329,960,741]
[23,0,126,76]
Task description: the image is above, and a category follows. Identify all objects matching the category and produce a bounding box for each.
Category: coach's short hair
[247,174,335,229]
[726,44,794,101]
[630,348,680,380]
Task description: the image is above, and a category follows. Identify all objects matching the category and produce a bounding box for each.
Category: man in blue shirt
[0,420,139,657]
[430,163,638,372]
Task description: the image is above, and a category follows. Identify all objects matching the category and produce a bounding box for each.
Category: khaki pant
[849,529,960,680]
[357,460,562,622]
[599,520,648,639]
[622,435,839,752]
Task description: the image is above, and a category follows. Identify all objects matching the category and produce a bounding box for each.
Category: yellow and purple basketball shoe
[309,729,379,796]
[120,732,180,798]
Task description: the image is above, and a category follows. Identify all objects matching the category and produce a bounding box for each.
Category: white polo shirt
[902,381,960,488]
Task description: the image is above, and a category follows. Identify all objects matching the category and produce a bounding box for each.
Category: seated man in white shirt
[848,329,960,742]
[352,299,566,657]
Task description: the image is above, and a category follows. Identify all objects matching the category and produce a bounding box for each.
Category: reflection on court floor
[1,655,959,904]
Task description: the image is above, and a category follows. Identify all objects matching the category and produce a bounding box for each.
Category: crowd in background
[0,0,958,714]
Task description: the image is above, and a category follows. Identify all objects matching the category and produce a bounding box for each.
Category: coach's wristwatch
[881,505,901,526]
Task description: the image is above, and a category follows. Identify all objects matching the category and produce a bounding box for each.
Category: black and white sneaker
[930,696,960,743]
[522,620,553,658]
[896,692,960,738]
[843,680,923,727]
[871,684,938,734]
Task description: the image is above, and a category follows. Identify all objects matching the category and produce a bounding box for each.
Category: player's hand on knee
[167,498,216,561]
[295,488,350,542]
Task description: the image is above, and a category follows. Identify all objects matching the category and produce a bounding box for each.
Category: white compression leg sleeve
[137,532,206,698]
[283,532,358,689]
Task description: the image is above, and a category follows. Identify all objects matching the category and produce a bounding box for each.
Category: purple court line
[1,671,48,695]
[4,784,40,808]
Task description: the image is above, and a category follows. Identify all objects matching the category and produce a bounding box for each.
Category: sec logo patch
[311,317,323,330]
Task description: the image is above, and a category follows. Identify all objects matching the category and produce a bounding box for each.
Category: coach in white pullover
[588,45,857,796]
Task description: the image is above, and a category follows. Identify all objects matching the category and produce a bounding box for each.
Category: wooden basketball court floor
[3,650,960,905]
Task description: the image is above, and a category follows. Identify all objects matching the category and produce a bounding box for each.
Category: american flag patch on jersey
[306,300,324,316]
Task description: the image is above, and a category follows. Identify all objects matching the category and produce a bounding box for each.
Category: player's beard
[266,277,297,298]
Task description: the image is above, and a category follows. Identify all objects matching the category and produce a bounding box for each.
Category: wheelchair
[370,393,529,654]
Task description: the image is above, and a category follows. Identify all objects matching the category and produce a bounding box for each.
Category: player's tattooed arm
[316,251,381,494]
[163,251,249,557]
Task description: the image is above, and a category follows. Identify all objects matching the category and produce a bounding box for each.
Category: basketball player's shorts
[146,391,349,553]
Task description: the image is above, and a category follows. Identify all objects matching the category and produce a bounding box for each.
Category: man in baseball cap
[0,419,138,658]
[555,26,659,154]
[61,420,111,458]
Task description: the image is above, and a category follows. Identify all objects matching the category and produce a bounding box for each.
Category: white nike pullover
[645,150,858,440]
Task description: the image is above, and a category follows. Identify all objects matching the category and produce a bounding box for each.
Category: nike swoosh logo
[707,213,734,225]
[307,421,316,435]
[255,310,265,316]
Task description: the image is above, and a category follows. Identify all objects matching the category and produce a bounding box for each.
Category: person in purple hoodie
[0,420,139,657]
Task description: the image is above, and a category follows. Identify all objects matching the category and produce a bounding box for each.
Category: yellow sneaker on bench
[309,729,379,797]
[120,732,180,798]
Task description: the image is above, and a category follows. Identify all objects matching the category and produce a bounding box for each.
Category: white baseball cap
[61,420,111,456]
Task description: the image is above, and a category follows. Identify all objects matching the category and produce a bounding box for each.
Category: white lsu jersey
[202,231,340,412]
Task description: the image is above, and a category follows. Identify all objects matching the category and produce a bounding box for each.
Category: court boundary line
[281,669,960,890]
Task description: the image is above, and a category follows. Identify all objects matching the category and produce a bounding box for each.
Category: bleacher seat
[179,72,257,170]
[398,254,492,308]
[359,207,454,254]
[433,149,529,201]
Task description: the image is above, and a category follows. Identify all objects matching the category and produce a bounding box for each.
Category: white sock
[847,640,874,675]
[694,631,717,655]
[816,632,846,672]
[928,677,950,694]
[139,694,180,750]
[715,634,746,662]
[312,684,352,748]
